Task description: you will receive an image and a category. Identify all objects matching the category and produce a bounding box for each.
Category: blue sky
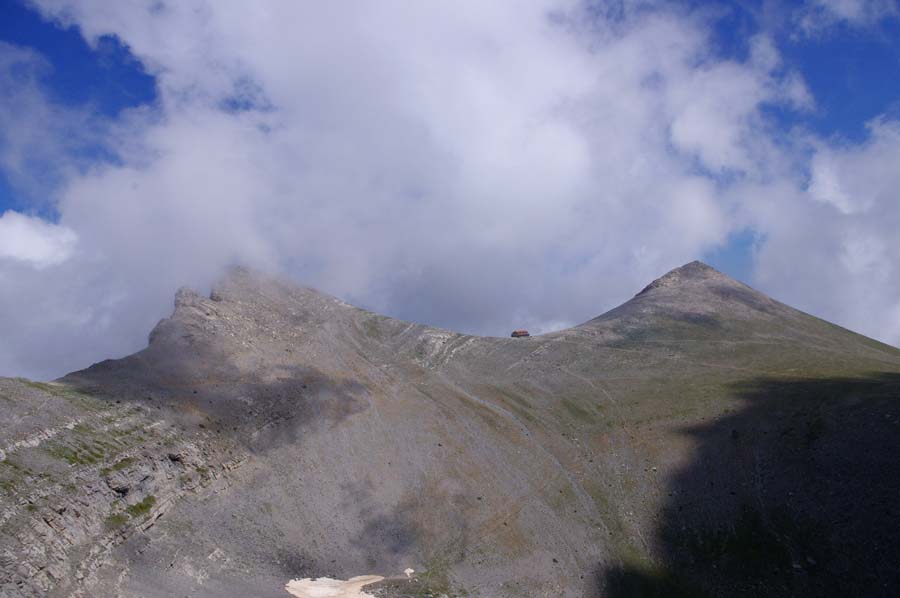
[708,2,900,139]
[0,1,154,214]
[0,2,155,115]
[1,0,900,378]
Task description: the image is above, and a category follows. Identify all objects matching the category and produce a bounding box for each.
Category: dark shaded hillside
[602,372,900,597]
[3,262,900,597]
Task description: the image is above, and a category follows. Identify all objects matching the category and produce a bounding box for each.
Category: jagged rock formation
[2,262,900,597]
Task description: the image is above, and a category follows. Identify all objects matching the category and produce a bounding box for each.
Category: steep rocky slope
[2,262,899,597]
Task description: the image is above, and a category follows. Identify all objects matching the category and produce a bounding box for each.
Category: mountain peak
[584,259,783,332]
[635,260,734,297]
[205,266,339,308]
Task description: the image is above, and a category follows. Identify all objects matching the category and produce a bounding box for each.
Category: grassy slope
[443,265,900,597]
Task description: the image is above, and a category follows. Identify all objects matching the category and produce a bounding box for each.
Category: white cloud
[4,0,890,380]
[736,117,900,345]
[809,119,900,214]
[0,210,76,267]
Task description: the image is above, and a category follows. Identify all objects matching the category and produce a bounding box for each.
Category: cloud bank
[0,0,898,379]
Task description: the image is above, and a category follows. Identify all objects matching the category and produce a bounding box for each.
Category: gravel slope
[3,262,899,597]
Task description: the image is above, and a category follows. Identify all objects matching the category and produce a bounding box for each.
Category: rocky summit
[2,262,900,597]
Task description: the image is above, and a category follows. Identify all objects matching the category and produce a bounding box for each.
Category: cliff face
[3,263,900,597]
[0,378,245,596]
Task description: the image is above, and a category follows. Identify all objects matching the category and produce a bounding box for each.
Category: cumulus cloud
[0,0,895,379]
[746,117,900,343]
[809,119,900,214]
[0,210,76,267]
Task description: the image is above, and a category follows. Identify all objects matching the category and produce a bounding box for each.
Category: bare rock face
[3,262,900,597]
[0,378,244,597]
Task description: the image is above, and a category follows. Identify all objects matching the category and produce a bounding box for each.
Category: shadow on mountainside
[63,349,370,454]
[597,372,900,598]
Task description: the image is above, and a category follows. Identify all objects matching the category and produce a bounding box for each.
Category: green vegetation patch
[561,397,594,422]
[111,425,144,439]
[47,443,100,466]
[47,435,116,466]
[111,456,136,471]
[1,458,23,472]
[19,379,64,394]
[369,555,469,597]
[126,495,156,518]
[103,495,158,530]
[483,384,533,409]
[479,385,540,425]
[362,316,386,339]
[72,422,94,435]
[15,379,102,409]
[506,402,537,424]
[105,513,128,529]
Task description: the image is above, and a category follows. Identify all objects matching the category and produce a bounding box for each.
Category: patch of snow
[285,575,384,598]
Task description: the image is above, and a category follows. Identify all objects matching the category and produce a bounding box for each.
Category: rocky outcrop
[0,379,245,597]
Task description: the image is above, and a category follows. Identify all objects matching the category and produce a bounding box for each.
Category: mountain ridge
[2,262,899,597]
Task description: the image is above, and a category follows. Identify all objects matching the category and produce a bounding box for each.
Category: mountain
[2,262,899,597]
